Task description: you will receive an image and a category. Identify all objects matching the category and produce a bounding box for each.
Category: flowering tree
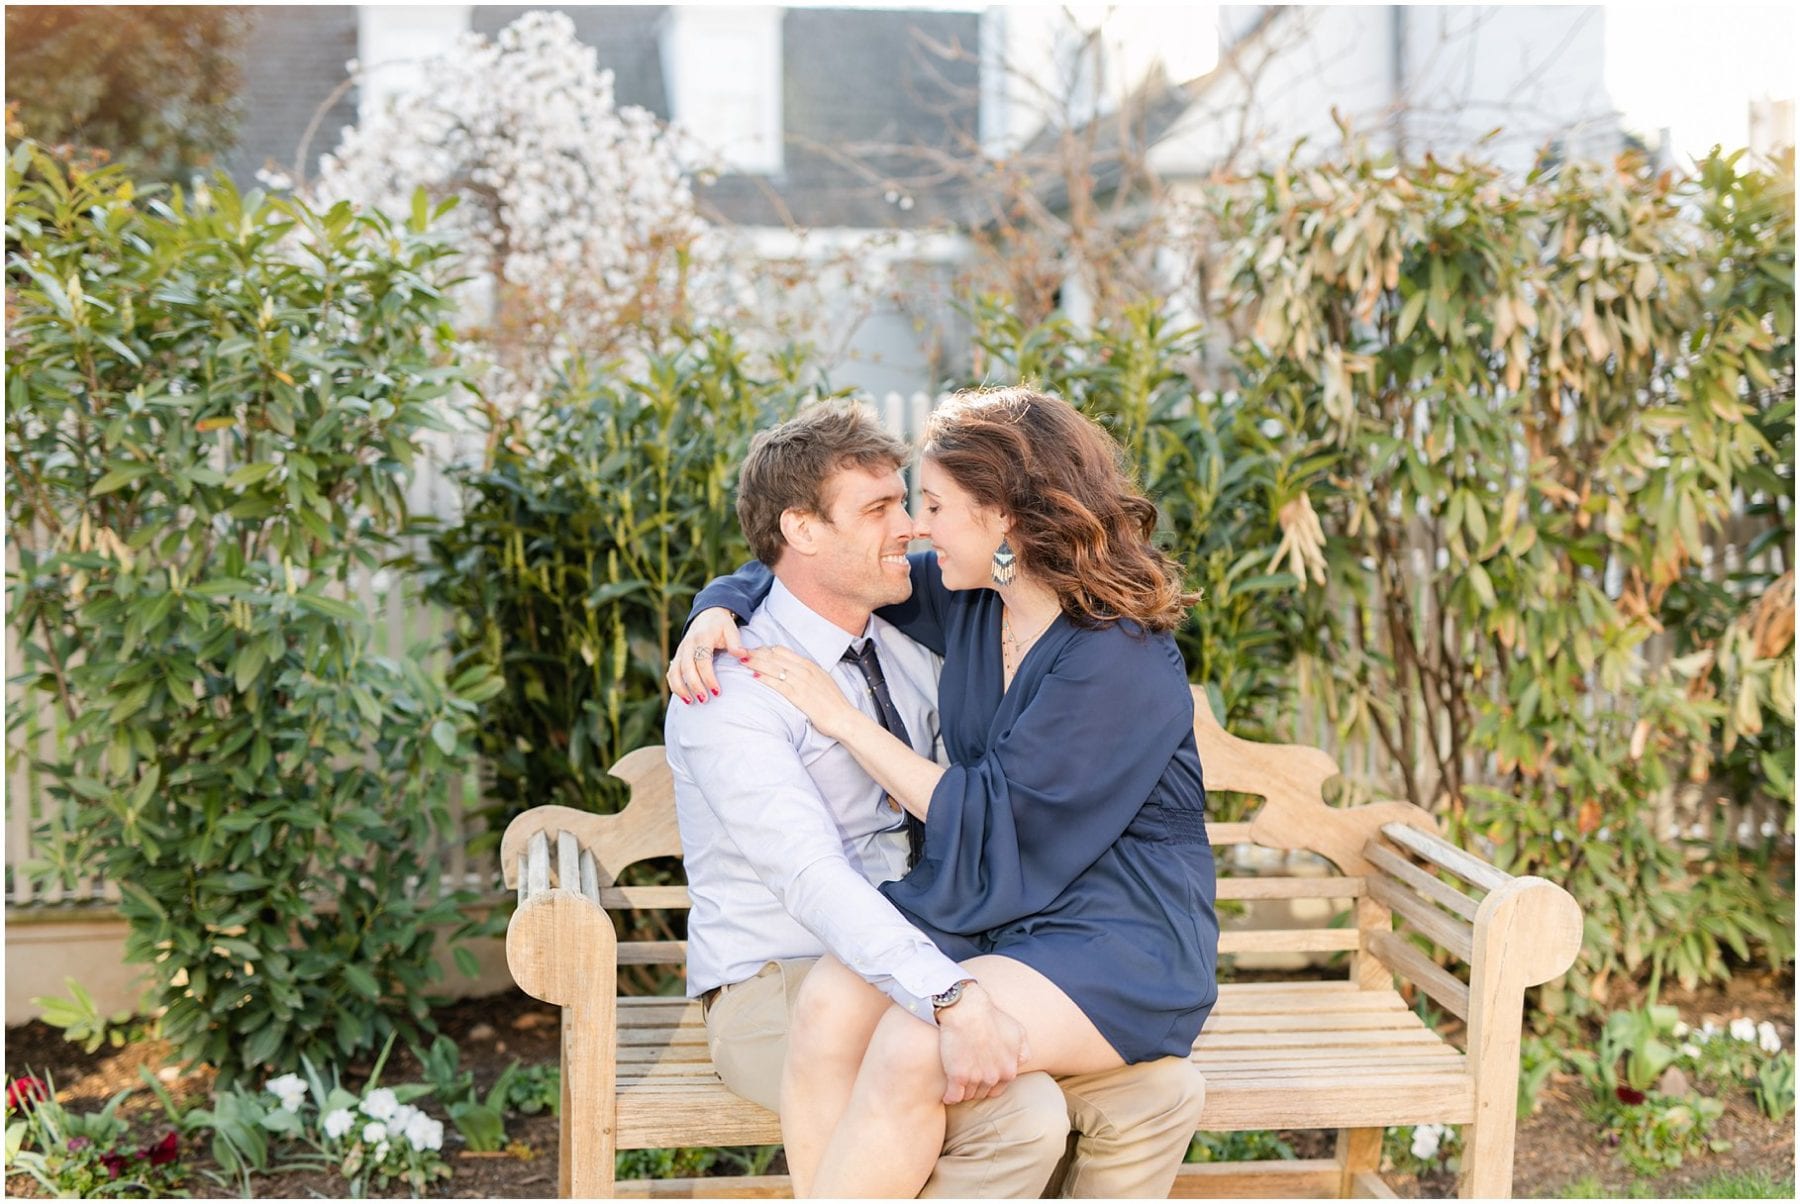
[312,11,709,415]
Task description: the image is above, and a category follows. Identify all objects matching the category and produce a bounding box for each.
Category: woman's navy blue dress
[694,552,1219,1062]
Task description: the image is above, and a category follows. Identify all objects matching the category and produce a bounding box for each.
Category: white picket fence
[4,390,1790,907]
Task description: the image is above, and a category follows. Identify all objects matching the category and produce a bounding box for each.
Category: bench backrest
[501,687,1454,979]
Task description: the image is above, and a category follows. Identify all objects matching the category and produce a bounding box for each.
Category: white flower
[1730,1017,1758,1043]
[1758,1021,1782,1054]
[375,1139,391,1161]
[360,1087,399,1120]
[1671,1020,1689,1037]
[362,1120,388,1145]
[1700,1021,1720,1039]
[266,1072,306,1097]
[1410,1124,1444,1161]
[1680,1043,1701,1059]
[403,1110,445,1152]
[265,1073,309,1112]
[323,1108,356,1140]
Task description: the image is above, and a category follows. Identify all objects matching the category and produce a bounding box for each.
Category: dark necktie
[842,641,926,868]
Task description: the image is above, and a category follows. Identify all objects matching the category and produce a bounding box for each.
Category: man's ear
[779,508,818,556]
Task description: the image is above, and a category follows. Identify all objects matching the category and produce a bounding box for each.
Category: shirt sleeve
[883,626,1196,935]
[868,550,951,655]
[687,560,773,628]
[670,672,966,1015]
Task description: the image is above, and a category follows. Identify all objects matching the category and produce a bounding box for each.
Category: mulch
[5,971,1793,1198]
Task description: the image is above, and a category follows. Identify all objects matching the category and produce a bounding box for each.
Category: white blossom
[1758,1021,1782,1054]
[309,10,871,415]
[265,1073,309,1112]
[403,1110,445,1152]
[1680,1043,1701,1059]
[1410,1123,1446,1160]
[362,1121,388,1145]
[311,11,710,411]
[322,1108,356,1140]
[1671,1020,1689,1037]
[1730,1017,1758,1043]
[360,1087,399,1121]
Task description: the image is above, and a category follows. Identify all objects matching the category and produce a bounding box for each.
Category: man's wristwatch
[932,979,977,1013]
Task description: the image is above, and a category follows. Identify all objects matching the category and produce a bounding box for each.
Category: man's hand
[668,607,748,704]
[935,983,1030,1105]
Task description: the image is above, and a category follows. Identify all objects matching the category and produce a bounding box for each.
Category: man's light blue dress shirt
[667,578,966,1016]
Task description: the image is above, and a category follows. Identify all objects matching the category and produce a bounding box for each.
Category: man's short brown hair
[736,403,911,565]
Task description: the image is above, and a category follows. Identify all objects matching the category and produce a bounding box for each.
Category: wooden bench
[500,688,1582,1198]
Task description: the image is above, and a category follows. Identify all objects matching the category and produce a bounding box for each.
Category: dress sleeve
[687,559,773,628]
[883,627,1195,935]
[871,550,952,655]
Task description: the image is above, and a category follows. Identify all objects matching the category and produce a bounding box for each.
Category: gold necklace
[1001,606,1056,676]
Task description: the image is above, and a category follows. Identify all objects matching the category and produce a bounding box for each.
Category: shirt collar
[764,578,874,669]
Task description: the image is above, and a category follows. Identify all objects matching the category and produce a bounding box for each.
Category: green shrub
[420,333,820,829]
[1207,144,1795,1013]
[4,142,494,1083]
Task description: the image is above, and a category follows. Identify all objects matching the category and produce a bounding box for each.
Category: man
[665,403,1205,1198]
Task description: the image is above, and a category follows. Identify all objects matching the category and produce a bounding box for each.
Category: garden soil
[5,971,1792,1199]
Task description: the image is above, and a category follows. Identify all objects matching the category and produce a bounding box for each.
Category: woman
[674,387,1219,1198]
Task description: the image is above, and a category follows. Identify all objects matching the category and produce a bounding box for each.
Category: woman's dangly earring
[991,537,1017,586]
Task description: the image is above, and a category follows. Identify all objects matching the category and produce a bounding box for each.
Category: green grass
[1686,1169,1797,1198]
[1553,1169,1796,1199]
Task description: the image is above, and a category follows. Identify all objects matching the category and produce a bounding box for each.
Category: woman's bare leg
[779,955,892,1196]
[810,955,1124,1198]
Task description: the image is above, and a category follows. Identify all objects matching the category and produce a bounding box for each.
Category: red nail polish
[711,688,720,697]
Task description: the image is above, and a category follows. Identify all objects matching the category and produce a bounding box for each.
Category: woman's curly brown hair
[922,386,1198,632]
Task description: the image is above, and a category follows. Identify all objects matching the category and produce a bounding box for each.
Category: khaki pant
[702,959,1206,1198]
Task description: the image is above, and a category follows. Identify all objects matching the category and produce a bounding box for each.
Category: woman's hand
[667,607,747,704]
[745,646,860,740]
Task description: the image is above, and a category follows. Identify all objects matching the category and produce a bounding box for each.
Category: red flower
[1615,1085,1647,1105]
[99,1151,129,1179]
[6,1076,48,1112]
[141,1131,180,1167]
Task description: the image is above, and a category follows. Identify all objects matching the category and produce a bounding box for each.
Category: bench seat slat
[612,1070,1477,1147]
[1218,929,1361,954]
[605,981,1475,1148]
